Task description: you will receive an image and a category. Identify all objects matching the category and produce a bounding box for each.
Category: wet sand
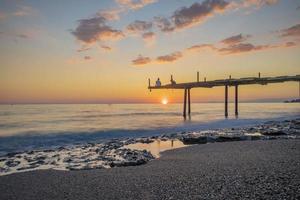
[0,139,299,200]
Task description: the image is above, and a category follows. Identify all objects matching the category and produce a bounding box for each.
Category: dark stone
[30,160,45,165]
[250,135,262,140]
[136,138,154,144]
[43,149,54,153]
[181,136,207,145]
[261,130,286,136]
[6,152,20,157]
[215,136,242,142]
[5,160,20,167]
[0,158,6,162]
[63,157,73,163]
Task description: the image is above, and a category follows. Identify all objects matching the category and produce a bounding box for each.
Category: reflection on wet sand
[124,139,188,158]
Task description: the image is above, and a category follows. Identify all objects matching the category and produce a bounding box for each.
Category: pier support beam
[188,88,191,115]
[225,85,228,117]
[183,88,187,118]
[235,85,238,116]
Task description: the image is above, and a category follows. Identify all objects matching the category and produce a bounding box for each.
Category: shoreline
[0,139,299,199]
[0,118,299,176]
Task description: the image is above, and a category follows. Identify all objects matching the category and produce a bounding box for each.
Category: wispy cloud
[218,43,274,54]
[84,56,92,60]
[0,5,37,20]
[100,45,112,51]
[12,5,36,17]
[0,31,37,40]
[280,24,300,38]
[220,34,251,45]
[116,0,157,10]
[186,44,216,52]
[127,20,152,33]
[132,55,151,65]
[156,51,183,63]
[242,0,278,8]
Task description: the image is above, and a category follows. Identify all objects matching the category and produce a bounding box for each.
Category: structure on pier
[148,73,300,118]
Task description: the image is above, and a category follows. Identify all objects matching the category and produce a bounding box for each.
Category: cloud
[84,56,92,60]
[151,0,278,33]
[0,31,36,39]
[220,34,251,45]
[156,51,183,63]
[127,20,152,33]
[97,8,124,21]
[280,24,300,38]
[154,17,175,32]
[243,0,278,8]
[172,0,230,30]
[142,31,155,40]
[284,41,297,47]
[132,55,151,65]
[152,0,230,33]
[116,0,157,10]
[218,43,275,54]
[66,56,93,64]
[15,33,31,39]
[13,6,35,17]
[71,15,124,44]
[186,44,216,51]
[77,46,91,52]
[100,45,112,51]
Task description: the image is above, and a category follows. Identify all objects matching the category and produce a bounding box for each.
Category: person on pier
[156,78,161,87]
[170,75,176,85]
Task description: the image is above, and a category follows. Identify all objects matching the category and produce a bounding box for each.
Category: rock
[63,157,73,163]
[17,165,39,171]
[58,147,65,151]
[30,160,45,165]
[136,138,154,144]
[181,136,207,144]
[0,157,7,162]
[43,149,54,153]
[6,152,20,157]
[215,136,242,142]
[0,167,8,173]
[261,130,286,136]
[5,160,20,167]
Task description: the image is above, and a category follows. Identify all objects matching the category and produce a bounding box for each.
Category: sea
[0,103,299,155]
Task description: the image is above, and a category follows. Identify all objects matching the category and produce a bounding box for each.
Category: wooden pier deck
[148,74,300,118]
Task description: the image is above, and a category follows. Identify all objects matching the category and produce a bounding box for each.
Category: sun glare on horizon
[161,98,168,105]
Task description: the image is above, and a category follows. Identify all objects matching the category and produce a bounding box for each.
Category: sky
[0,0,299,104]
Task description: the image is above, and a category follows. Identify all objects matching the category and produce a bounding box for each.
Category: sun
[161,98,168,105]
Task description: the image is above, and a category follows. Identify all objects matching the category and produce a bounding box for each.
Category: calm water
[0,103,299,154]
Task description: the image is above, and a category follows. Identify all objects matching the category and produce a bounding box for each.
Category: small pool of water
[123,139,188,157]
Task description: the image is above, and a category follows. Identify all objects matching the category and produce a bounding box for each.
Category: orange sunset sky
[0,0,300,104]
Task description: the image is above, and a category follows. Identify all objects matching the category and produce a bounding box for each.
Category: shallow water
[0,103,299,154]
[124,139,187,157]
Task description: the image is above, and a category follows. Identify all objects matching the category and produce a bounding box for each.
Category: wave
[1,114,299,156]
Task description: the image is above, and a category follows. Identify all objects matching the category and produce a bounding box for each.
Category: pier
[148,74,300,118]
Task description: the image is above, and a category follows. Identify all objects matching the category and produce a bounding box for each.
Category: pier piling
[188,88,191,115]
[225,85,228,117]
[235,85,238,116]
[183,89,187,118]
